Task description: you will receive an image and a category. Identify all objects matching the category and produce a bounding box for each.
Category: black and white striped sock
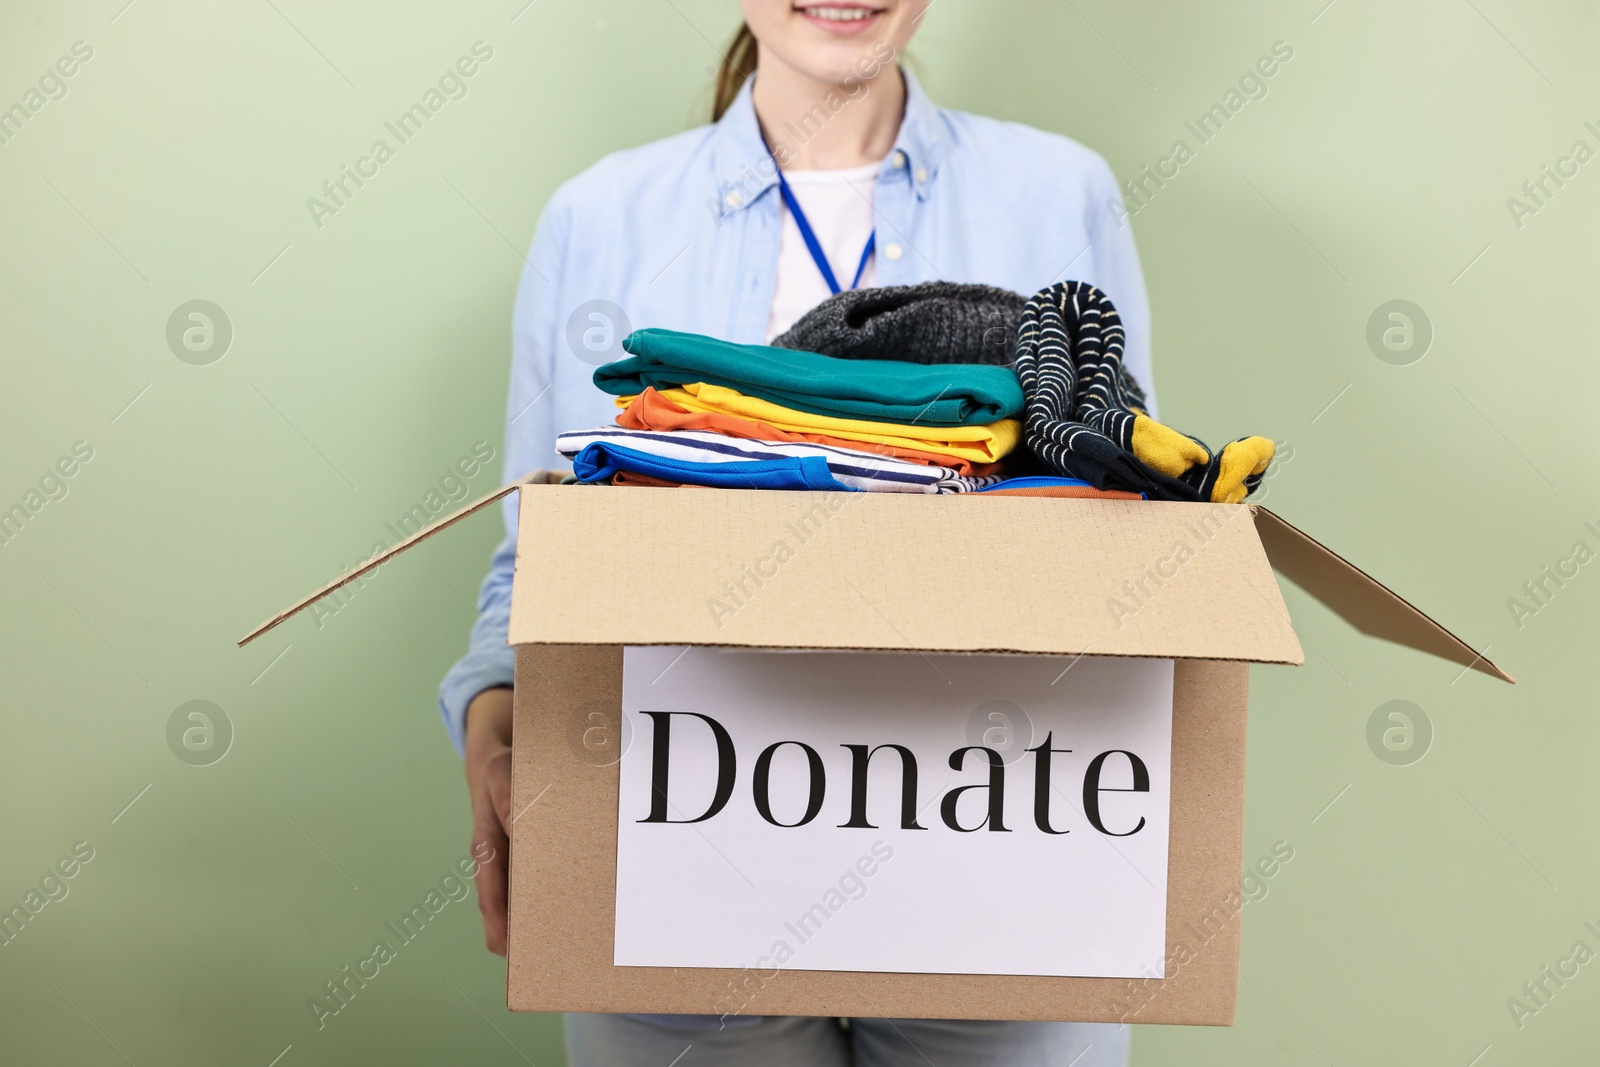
[1012,281,1272,502]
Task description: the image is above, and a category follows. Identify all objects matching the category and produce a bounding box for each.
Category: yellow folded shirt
[617,382,1022,464]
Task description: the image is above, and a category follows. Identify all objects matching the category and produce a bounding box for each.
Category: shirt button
[884,243,904,261]
[725,191,742,208]
[915,166,928,183]
[892,150,907,169]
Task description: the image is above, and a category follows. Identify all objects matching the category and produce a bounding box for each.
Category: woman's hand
[464,687,515,956]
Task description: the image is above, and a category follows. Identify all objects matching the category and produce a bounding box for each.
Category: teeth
[803,6,875,20]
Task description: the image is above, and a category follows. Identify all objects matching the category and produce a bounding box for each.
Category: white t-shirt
[763,160,881,342]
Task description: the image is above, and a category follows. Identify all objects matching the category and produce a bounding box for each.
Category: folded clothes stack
[556,280,1275,503]
[560,327,1043,494]
[778,279,1277,504]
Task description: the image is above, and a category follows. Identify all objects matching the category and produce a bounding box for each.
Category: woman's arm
[439,187,572,954]
[436,190,573,753]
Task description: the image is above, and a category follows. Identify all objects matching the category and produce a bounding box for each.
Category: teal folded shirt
[594,328,1024,428]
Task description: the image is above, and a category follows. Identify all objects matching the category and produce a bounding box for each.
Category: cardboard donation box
[243,473,1512,1026]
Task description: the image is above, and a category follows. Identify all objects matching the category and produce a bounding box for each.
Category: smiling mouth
[794,4,887,26]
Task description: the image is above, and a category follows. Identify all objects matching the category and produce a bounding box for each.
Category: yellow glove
[1131,414,1210,476]
[1211,436,1276,503]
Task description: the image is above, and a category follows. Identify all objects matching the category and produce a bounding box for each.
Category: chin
[743,0,922,85]
[788,4,904,80]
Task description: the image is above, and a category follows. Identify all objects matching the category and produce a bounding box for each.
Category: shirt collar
[892,67,951,197]
[709,65,950,217]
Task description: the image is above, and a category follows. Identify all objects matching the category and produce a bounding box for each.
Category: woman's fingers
[463,689,516,956]
[472,759,513,956]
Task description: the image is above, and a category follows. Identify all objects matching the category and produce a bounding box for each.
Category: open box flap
[508,485,1307,665]
[1251,506,1513,683]
[237,471,557,646]
[241,482,1508,682]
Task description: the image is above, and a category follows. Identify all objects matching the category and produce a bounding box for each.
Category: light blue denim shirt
[438,70,1153,753]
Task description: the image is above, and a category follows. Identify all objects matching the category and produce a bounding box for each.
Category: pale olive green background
[2,0,1595,1063]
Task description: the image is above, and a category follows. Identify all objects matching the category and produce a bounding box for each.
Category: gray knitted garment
[771,282,1026,367]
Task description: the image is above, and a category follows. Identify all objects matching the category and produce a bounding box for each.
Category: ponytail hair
[711,22,759,122]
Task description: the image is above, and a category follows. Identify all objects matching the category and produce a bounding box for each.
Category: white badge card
[613,648,1174,979]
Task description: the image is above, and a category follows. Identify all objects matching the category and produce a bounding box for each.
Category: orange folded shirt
[616,387,1004,478]
[611,470,685,488]
[974,485,1144,500]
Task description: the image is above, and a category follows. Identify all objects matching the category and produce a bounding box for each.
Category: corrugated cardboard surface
[238,471,558,647]
[509,486,1304,667]
[507,646,1249,1025]
[1252,507,1513,683]
[225,477,1513,1026]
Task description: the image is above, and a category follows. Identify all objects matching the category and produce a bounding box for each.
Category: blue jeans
[564,1014,1131,1066]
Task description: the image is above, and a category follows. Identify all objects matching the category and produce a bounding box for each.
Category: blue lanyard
[768,148,876,295]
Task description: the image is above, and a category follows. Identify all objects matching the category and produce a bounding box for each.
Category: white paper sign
[614,648,1173,979]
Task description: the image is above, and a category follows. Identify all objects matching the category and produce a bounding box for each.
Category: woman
[443,2,1150,1063]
